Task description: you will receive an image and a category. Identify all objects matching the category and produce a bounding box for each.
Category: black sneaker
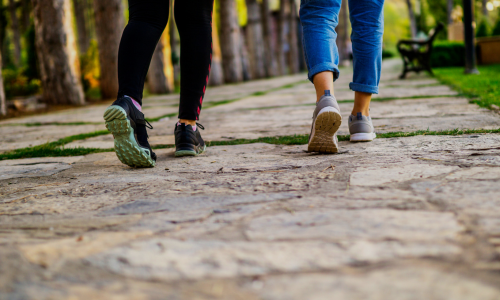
[103,96,157,168]
[174,122,206,157]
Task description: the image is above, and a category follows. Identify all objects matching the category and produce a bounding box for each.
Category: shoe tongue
[135,123,149,147]
[357,112,363,120]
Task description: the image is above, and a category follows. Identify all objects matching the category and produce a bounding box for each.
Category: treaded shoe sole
[103,106,156,168]
[350,132,377,142]
[175,145,206,157]
[308,108,342,154]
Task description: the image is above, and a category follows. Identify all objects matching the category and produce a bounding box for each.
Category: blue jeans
[300,0,384,94]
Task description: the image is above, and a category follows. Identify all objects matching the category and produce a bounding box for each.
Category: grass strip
[0,121,103,127]
[0,130,111,160]
[4,128,499,160]
[434,65,500,109]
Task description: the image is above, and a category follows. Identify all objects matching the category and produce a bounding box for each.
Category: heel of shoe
[350,132,376,142]
[104,106,155,168]
[308,110,342,153]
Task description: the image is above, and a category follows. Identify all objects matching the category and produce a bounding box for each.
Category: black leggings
[117,0,214,120]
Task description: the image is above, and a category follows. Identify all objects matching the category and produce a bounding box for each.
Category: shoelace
[196,123,205,130]
[145,119,153,130]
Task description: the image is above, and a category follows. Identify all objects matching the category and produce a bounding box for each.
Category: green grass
[0,130,111,160]
[206,135,311,146]
[434,64,500,109]
[3,128,500,160]
[0,121,102,127]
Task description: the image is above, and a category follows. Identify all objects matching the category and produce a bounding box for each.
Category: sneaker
[174,122,206,157]
[308,90,342,153]
[103,96,157,168]
[348,112,376,142]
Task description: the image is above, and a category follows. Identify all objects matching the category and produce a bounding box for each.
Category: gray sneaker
[348,112,376,142]
[308,90,342,153]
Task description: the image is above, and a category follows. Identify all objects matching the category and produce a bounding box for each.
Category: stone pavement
[1,60,500,299]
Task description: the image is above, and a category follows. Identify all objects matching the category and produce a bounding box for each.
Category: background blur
[0,0,498,117]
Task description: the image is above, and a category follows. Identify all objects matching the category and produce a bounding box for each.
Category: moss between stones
[2,128,500,160]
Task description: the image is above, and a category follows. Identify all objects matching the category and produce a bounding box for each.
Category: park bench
[397,23,444,79]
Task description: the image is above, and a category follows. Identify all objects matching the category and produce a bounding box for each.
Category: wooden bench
[397,23,444,79]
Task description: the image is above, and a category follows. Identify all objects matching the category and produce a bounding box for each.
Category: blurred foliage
[476,18,491,37]
[493,10,500,36]
[384,0,411,51]
[24,23,38,80]
[3,68,41,98]
[79,40,101,100]
[415,0,429,34]
[382,49,396,59]
[430,41,465,67]
[236,0,247,27]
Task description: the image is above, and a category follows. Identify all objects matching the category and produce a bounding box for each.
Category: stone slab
[253,267,500,300]
[0,156,84,180]
[246,209,463,242]
[87,238,460,282]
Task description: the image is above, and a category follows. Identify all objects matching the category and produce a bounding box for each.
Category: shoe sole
[103,105,156,168]
[175,145,206,157]
[308,108,342,154]
[350,132,377,142]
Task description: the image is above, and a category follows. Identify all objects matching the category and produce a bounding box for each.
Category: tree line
[1,0,352,117]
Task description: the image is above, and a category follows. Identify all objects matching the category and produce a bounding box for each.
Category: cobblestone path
[1,60,500,299]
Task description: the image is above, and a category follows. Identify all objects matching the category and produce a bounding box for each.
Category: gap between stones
[2,128,500,161]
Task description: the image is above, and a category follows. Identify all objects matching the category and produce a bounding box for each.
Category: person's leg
[352,91,371,116]
[117,0,170,104]
[104,0,169,168]
[347,0,384,142]
[173,0,213,157]
[175,0,214,125]
[313,72,334,103]
[348,0,384,115]
[300,0,343,153]
[300,0,341,99]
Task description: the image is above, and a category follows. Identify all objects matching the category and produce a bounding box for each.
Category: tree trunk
[447,0,453,24]
[245,0,266,79]
[8,0,22,66]
[260,0,278,77]
[406,0,417,38]
[21,0,31,32]
[0,51,6,116]
[287,0,299,74]
[147,29,174,94]
[209,2,224,86]
[277,0,288,75]
[337,0,349,65]
[240,27,251,80]
[73,0,90,54]
[0,1,7,68]
[93,0,124,100]
[32,0,85,105]
[219,0,243,83]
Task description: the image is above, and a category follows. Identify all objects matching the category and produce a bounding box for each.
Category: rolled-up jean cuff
[307,62,340,83]
[349,82,379,94]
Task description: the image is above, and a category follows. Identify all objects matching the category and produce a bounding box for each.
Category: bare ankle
[179,119,196,126]
[351,109,370,116]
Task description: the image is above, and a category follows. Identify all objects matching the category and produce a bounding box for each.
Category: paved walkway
[1,60,500,299]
